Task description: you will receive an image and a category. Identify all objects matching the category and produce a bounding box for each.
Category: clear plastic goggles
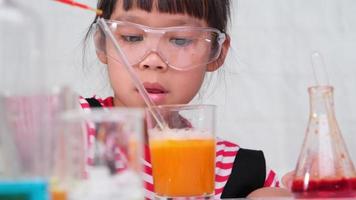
[93,19,226,71]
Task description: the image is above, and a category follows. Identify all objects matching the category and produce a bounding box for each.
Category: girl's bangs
[95,0,229,32]
[123,0,208,20]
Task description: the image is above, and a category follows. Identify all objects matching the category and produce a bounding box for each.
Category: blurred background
[22,0,356,179]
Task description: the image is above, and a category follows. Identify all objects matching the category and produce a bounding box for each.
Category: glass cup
[59,108,145,200]
[146,104,216,199]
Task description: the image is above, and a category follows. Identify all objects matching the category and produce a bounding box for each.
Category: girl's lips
[143,82,168,93]
[138,82,169,104]
[147,93,167,104]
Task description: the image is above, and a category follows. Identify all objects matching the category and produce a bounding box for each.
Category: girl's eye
[170,38,193,46]
[121,35,143,42]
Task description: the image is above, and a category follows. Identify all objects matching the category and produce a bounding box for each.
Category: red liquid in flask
[292,177,356,198]
[292,86,356,199]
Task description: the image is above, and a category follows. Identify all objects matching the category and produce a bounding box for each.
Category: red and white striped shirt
[79,96,279,199]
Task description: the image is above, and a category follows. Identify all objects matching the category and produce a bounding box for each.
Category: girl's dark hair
[92,0,231,32]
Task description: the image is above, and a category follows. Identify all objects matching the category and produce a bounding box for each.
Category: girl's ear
[96,51,108,64]
[94,30,108,64]
[207,34,231,72]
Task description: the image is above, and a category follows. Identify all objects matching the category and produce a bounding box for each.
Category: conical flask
[0,1,50,199]
[291,85,356,198]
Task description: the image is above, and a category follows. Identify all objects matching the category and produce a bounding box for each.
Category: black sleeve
[221,148,266,198]
[85,98,103,108]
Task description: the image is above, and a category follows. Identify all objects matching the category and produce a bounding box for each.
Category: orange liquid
[51,189,67,200]
[149,138,215,197]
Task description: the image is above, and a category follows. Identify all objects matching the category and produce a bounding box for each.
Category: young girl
[80,0,291,198]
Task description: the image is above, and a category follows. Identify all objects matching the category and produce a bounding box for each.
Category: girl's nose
[138,52,168,72]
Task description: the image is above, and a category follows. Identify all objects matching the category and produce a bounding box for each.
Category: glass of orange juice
[146,104,216,199]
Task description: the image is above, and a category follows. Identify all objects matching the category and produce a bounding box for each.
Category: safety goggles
[93,19,226,71]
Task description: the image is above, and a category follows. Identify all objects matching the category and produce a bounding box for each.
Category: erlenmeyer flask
[291,85,356,198]
[1,1,80,199]
[0,1,49,199]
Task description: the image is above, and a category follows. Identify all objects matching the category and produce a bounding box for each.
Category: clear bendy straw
[53,0,165,129]
[96,18,165,130]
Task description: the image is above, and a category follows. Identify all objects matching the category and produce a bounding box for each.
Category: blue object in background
[0,179,48,200]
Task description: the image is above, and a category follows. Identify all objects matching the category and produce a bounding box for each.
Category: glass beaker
[60,108,145,200]
[146,104,216,199]
[291,86,356,198]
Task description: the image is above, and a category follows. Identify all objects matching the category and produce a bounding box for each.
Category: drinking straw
[311,51,330,86]
[54,0,103,15]
[53,1,165,129]
[97,18,165,130]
